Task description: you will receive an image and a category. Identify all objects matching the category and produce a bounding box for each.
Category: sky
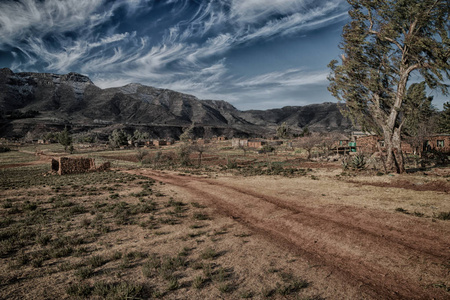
[0,0,446,111]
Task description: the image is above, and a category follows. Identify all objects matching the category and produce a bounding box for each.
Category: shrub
[434,211,450,220]
[0,146,11,153]
[259,145,275,154]
[201,247,217,260]
[177,144,192,166]
[193,276,205,289]
[350,154,366,170]
[74,266,94,279]
[66,283,92,297]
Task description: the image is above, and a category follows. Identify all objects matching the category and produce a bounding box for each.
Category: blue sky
[0,0,446,110]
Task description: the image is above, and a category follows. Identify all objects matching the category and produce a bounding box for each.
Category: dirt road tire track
[125,169,449,299]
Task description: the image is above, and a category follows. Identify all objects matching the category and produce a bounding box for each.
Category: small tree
[180,123,195,143]
[297,133,322,160]
[58,127,72,152]
[136,148,149,163]
[24,131,34,143]
[109,129,128,148]
[299,126,310,137]
[177,143,192,166]
[276,122,290,139]
[131,129,150,146]
[191,143,207,167]
[321,132,341,157]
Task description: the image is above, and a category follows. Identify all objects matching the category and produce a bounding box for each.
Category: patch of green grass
[191,202,206,208]
[88,255,107,268]
[66,282,92,297]
[217,282,233,293]
[167,277,179,291]
[192,276,206,289]
[193,212,209,220]
[201,247,218,260]
[276,273,309,295]
[92,281,144,299]
[74,266,94,279]
[240,290,254,298]
[35,233,52,246]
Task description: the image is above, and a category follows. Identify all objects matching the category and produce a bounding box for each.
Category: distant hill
[0,68,352,139]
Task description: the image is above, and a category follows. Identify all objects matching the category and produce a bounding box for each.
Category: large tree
[438,102,450,133]
[328,0,450,173]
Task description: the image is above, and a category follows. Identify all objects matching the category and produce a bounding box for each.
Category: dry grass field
[0,143,449,299]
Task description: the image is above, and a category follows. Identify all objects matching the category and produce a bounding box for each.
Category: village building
[424,134,450,152]
[349,131,449,154]
[153,140,167,147]
[232,138,248,148]
[248,140,267,149]
[196,138,210,145]
[51,157,111,175]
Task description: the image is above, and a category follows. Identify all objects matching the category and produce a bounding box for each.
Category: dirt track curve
[124,169,450,299]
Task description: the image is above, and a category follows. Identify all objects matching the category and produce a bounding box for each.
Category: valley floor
[0,147,449,299]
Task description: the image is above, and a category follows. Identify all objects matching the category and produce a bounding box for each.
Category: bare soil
[125,169,450,299]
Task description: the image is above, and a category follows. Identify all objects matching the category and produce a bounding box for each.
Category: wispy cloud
[236,68,329,88]
[0,0,105,48]
[0,0,350,109]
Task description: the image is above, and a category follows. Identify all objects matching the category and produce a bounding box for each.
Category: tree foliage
[58,127,72,152]
[328,0,450,173]
[179,123,195,143]
[438,102,450,133]
[403,82,438,136]
[276,122,290,139]
[109,129,128,148]
[130,129,149,144]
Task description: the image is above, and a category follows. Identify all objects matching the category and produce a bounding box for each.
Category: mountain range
[0,68,352,140]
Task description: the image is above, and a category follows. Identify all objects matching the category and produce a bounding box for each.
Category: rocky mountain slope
[0,68,352,139]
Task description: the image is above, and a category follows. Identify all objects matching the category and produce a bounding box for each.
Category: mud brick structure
[232,138,248,148]
[96,161,111,171]
[425,135,450,152]
[51,157,109,175]
[153,140,167,147]
[354,135,384,153]
[351,132,450,154]
[248,140,267,149]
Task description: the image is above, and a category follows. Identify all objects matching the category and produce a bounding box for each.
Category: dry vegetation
[0,142,449,299]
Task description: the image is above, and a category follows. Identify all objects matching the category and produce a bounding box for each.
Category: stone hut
[51,157,110,175]
[248,140,267,149]
[153,140,167,147]
[232,138,248,148]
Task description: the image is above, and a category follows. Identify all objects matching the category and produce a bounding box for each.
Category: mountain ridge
[0,68,352,139]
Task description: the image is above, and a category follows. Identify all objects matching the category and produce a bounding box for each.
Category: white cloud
[236,69,329,88]
[1,0,349,109]
[0,0,105,48]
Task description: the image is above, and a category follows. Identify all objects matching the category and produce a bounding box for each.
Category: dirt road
[125,169,450,299]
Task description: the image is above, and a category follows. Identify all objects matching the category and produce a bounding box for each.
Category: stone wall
[51,157,109,175]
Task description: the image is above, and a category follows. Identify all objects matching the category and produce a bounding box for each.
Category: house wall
[56,157,95,175]
[52,157,110,175]
[355,136,382,153]
[248,141,266,148]
[153,140,167,147]
[232,139,248,148]
[425,135,450,152]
